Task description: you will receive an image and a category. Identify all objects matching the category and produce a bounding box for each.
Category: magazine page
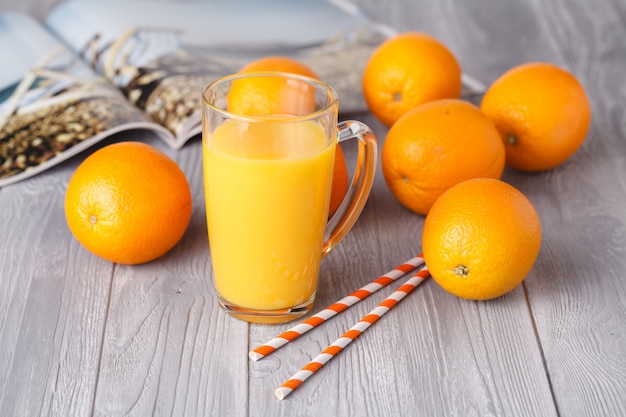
[44,0,391,144]
[0,12,173,188]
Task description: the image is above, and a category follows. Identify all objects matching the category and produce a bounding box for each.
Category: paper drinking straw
[275,266,430,400]
[249,254,425,361]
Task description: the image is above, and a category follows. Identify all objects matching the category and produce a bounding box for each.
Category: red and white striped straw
[249,254,425,361]
[275,265,430,400]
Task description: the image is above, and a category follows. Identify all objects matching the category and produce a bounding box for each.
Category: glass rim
[202,71,339,122]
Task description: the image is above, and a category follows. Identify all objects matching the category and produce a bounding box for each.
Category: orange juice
[204,118,336,311]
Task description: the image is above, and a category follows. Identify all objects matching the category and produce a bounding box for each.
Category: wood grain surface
[1,0,625,416]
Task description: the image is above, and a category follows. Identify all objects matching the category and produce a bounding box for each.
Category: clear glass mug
[202,73,377,323]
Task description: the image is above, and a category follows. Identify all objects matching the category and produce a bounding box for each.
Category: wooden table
[1,0,625,415]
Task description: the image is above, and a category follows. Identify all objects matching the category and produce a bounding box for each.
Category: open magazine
[0,0,484,187]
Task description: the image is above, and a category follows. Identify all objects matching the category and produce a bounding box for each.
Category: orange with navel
[64,141,192,265]
[480,62,591,171]
[229,55,348,217]
[382,99,505,215]
[362,31,462,126]
[422,178,542,300]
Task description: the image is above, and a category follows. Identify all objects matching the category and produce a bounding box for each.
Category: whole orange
[362,31,462,127]
[230,56,348,217]
[227,73,316,116]
[239,56,319,79]
[64,142,192,265]
[228,57,318,116]
[422,178,541,300]
[382,99,505,215]
[480,62,591,171]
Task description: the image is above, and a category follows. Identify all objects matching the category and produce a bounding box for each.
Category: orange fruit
[228,56,318,116]
[227,73,317,116]
[362,31,462,127]
[480,62,591,171]
[231,55,348,217]
[64,142,192,265]
[382,99,505,215]
[329,144,349,218]
[422,178,542,300]
[239,56,319,79]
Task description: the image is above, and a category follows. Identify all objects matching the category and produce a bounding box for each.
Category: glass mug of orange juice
[202,73,377,323]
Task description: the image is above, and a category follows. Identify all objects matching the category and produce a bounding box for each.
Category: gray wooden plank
[514,0,626,415]
[0,158,112,417]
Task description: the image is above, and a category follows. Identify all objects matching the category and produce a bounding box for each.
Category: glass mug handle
[322,120,378,257]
